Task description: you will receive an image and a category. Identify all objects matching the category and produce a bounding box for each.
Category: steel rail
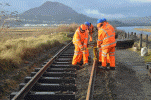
[12,41,72,100]
[86,47,97,100]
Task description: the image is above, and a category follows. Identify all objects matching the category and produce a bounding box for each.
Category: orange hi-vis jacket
[106,22,115,37]
[97,22,116,49]
[72,27,88,49]
[89,24,94,33]
[89,24,94,41]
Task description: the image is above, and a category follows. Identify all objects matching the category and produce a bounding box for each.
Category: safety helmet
[97,19,103,24]
[84,21,90,26]
[80,24,87,31]
[102,18,106,22]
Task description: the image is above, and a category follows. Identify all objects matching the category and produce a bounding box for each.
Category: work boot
[82,63,89,67]
[88,56,91,60]
[98,66,106,70]
[77,62,83,66]
[106,63,110,70]
[77,62,81,66]
[73,63,80,70]
[107,63,110,67]
[106,66,110,70]
[88,57,91,63]
[98,62,102,66]
[110,67,115,70]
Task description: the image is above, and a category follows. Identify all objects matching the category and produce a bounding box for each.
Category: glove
[81,47,84,51]
[97,44,101,48]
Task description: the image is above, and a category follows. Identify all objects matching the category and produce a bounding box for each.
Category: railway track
[10,41,77,100]
[10,39,134,100]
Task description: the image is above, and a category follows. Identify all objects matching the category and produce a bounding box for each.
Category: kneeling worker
[97,18,116,70]
[72,24,89,67]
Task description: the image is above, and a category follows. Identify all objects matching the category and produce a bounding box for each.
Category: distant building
[24,24,49,27]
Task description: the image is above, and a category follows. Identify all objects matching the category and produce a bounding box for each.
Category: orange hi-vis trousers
[99,49,110,63]
[101,47,115,67]
[86,48,89,58]
[72,44,88,65]
[89,33,93,42]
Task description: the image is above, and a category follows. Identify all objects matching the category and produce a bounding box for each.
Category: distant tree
[0,2,21,29]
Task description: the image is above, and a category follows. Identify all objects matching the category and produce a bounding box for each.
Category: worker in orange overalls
[89,23,94,42]
[84,21,91,61]
[72,24,89,67]
[100,18,116,67]
[105,18,116,67]
[97,18,116,70]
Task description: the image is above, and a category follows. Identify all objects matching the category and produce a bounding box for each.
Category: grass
[0,24,131,99]
[0,23,79,74]
[0,32,71,73]
[129,39,151,63]
[134,26,151,32]
[129,47,151,63]
[0,23,79,99]
[0,23,79,42]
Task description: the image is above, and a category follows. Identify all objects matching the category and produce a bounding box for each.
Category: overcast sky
[0,0,151,19]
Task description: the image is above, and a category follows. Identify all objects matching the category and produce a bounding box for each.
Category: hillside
[18,1,98,25]
[118,16,151,26]
[18,1,125,26]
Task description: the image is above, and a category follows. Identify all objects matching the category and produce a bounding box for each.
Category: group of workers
[72,18,116,70]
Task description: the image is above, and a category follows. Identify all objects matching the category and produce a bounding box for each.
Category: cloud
[98,13,126,19]
[0,0,30,13]
[1,0,151,19]
[130,0,151,2]
[84,9,126,19]
[85,9,100,15]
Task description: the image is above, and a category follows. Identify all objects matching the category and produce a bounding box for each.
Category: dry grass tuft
[0,23,79,99]
[0,23,78,73]
[130,33,151,63]
[0,33,72,73]
[135,28,151,33]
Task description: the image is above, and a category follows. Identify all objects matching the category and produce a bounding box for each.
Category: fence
[121,32,149,49]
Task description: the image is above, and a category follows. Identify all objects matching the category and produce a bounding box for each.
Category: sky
[0,0,151,19]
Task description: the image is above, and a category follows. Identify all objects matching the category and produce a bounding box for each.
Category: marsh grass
[0,23,78,73]
[0,23,79,99]
[0,33,70,73]
[135,27,151,33]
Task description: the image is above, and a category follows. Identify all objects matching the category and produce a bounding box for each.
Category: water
[116,26,151,35]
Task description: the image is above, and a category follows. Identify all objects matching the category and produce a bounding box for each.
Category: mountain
[18,1,98,25]
[18,1,126,27]
[118,16,151,26]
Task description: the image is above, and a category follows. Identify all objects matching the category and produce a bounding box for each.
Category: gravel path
[76,47,151,100]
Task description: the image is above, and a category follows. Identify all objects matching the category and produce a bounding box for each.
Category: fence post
[128,32,129,39]
[125,32,127,38]
[146,34,148,49]
[140,34,142,49]
[131,32,133,36]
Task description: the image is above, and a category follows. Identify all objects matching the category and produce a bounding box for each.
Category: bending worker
[84,21,91,60]
[89,23,94,42]
[72,24,89,67]
[97,18,116,70]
